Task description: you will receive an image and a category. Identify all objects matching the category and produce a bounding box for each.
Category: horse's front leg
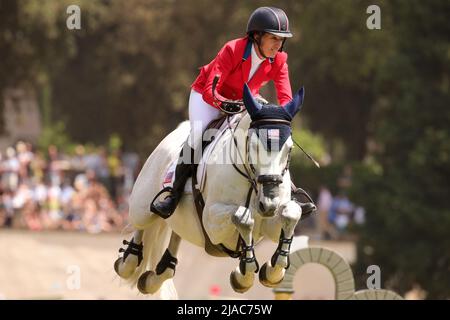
[137,232,181,294]
[229,206,259,293]
[114,230,144,279]
[259,200,301,288]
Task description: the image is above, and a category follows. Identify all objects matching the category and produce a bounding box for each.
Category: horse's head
[243,84,304,217]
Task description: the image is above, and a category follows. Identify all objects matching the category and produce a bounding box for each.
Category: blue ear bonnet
[243,83,304,152]
[249,105,292,152]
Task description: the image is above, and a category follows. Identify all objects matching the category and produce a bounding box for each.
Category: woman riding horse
[152,6,315,219]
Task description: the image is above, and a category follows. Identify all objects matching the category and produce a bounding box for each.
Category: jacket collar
[242,38,274,64]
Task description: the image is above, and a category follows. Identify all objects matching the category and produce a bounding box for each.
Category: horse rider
[151,7,316,219]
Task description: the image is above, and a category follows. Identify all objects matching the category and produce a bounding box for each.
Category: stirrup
[292,187,317,220]
[150,187,175,218]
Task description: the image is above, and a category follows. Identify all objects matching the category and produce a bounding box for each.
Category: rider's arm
[273,54,293,106]
[202,44,235,109]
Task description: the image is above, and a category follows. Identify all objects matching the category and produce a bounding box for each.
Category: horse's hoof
[114,256,138,279]
[137,270,154,294]
[258,262,284,288]
[138,268,174,295]
[114,258,121,275]
[229,270,251,294]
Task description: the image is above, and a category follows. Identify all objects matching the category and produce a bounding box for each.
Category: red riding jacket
[191,37,293,109]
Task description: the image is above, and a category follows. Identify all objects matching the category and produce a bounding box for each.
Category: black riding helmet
[246,7,293,58]
[247,7,293,38]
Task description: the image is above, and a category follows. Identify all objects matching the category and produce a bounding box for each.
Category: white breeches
[188,89,222,149]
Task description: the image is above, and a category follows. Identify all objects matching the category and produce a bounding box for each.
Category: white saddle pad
[161,114,242,194]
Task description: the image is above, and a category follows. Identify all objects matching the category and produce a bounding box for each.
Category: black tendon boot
[151,145,195,219]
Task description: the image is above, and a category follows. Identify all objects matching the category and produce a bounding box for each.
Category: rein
[227,116,258,209]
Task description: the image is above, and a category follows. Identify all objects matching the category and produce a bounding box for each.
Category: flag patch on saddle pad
[163,170,174,185]
[163,160,178,188]
[268,129,280,140]
[162,160,193,194]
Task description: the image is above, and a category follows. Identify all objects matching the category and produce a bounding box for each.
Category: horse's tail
[124,221,178,299]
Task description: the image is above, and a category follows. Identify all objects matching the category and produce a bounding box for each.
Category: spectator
[328,192,354,237]
[2,147,20,192]
[353,206,366,225]
[107,149,124,203]
[16,141,34,181]
[121,151,140,196]
[13,183,33,219]
[71,144,87,172]
[30,150,47,183]
[1,189,15,227]
[97,147,111,194]
[316,186,338,240]
[22,200,42,231]
[32,176,48,208]
[0,203,6,227]
[46,178,63,229]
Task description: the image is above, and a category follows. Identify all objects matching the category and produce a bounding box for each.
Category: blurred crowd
[0,141,140,233]
[1,140,364,240]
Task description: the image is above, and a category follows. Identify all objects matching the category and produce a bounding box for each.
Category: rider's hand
[255,95,269,105]
[221,101,243,113]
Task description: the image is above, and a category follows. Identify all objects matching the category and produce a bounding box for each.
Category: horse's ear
[243,83,262,118]
[283,86,305,118]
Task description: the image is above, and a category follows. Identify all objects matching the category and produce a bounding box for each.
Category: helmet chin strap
[280,38,286,52]
[254,36,269,59]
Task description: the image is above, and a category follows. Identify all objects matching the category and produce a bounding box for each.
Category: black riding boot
[291,184,317,220]
[151,146,195,219]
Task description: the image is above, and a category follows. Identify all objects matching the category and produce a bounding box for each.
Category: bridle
[247,118,292,179]
[211,74,294,207]
[226,115,293,205]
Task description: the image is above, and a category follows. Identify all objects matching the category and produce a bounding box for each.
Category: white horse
[114,84,305,296]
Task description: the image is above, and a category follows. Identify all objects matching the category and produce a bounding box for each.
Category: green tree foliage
[50,0,247,154]
[1,0,391,159]
[351,0,450,299]
[289,126,328,196]
[274,0,394,160]
[0,0,77,133]
[37,120,75,153]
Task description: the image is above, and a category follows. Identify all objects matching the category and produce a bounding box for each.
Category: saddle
[192,115,243,258]
[161,115,233,192]
[160,115,242,258]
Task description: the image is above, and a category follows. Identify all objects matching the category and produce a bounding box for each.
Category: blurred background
[0,0,448,299]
